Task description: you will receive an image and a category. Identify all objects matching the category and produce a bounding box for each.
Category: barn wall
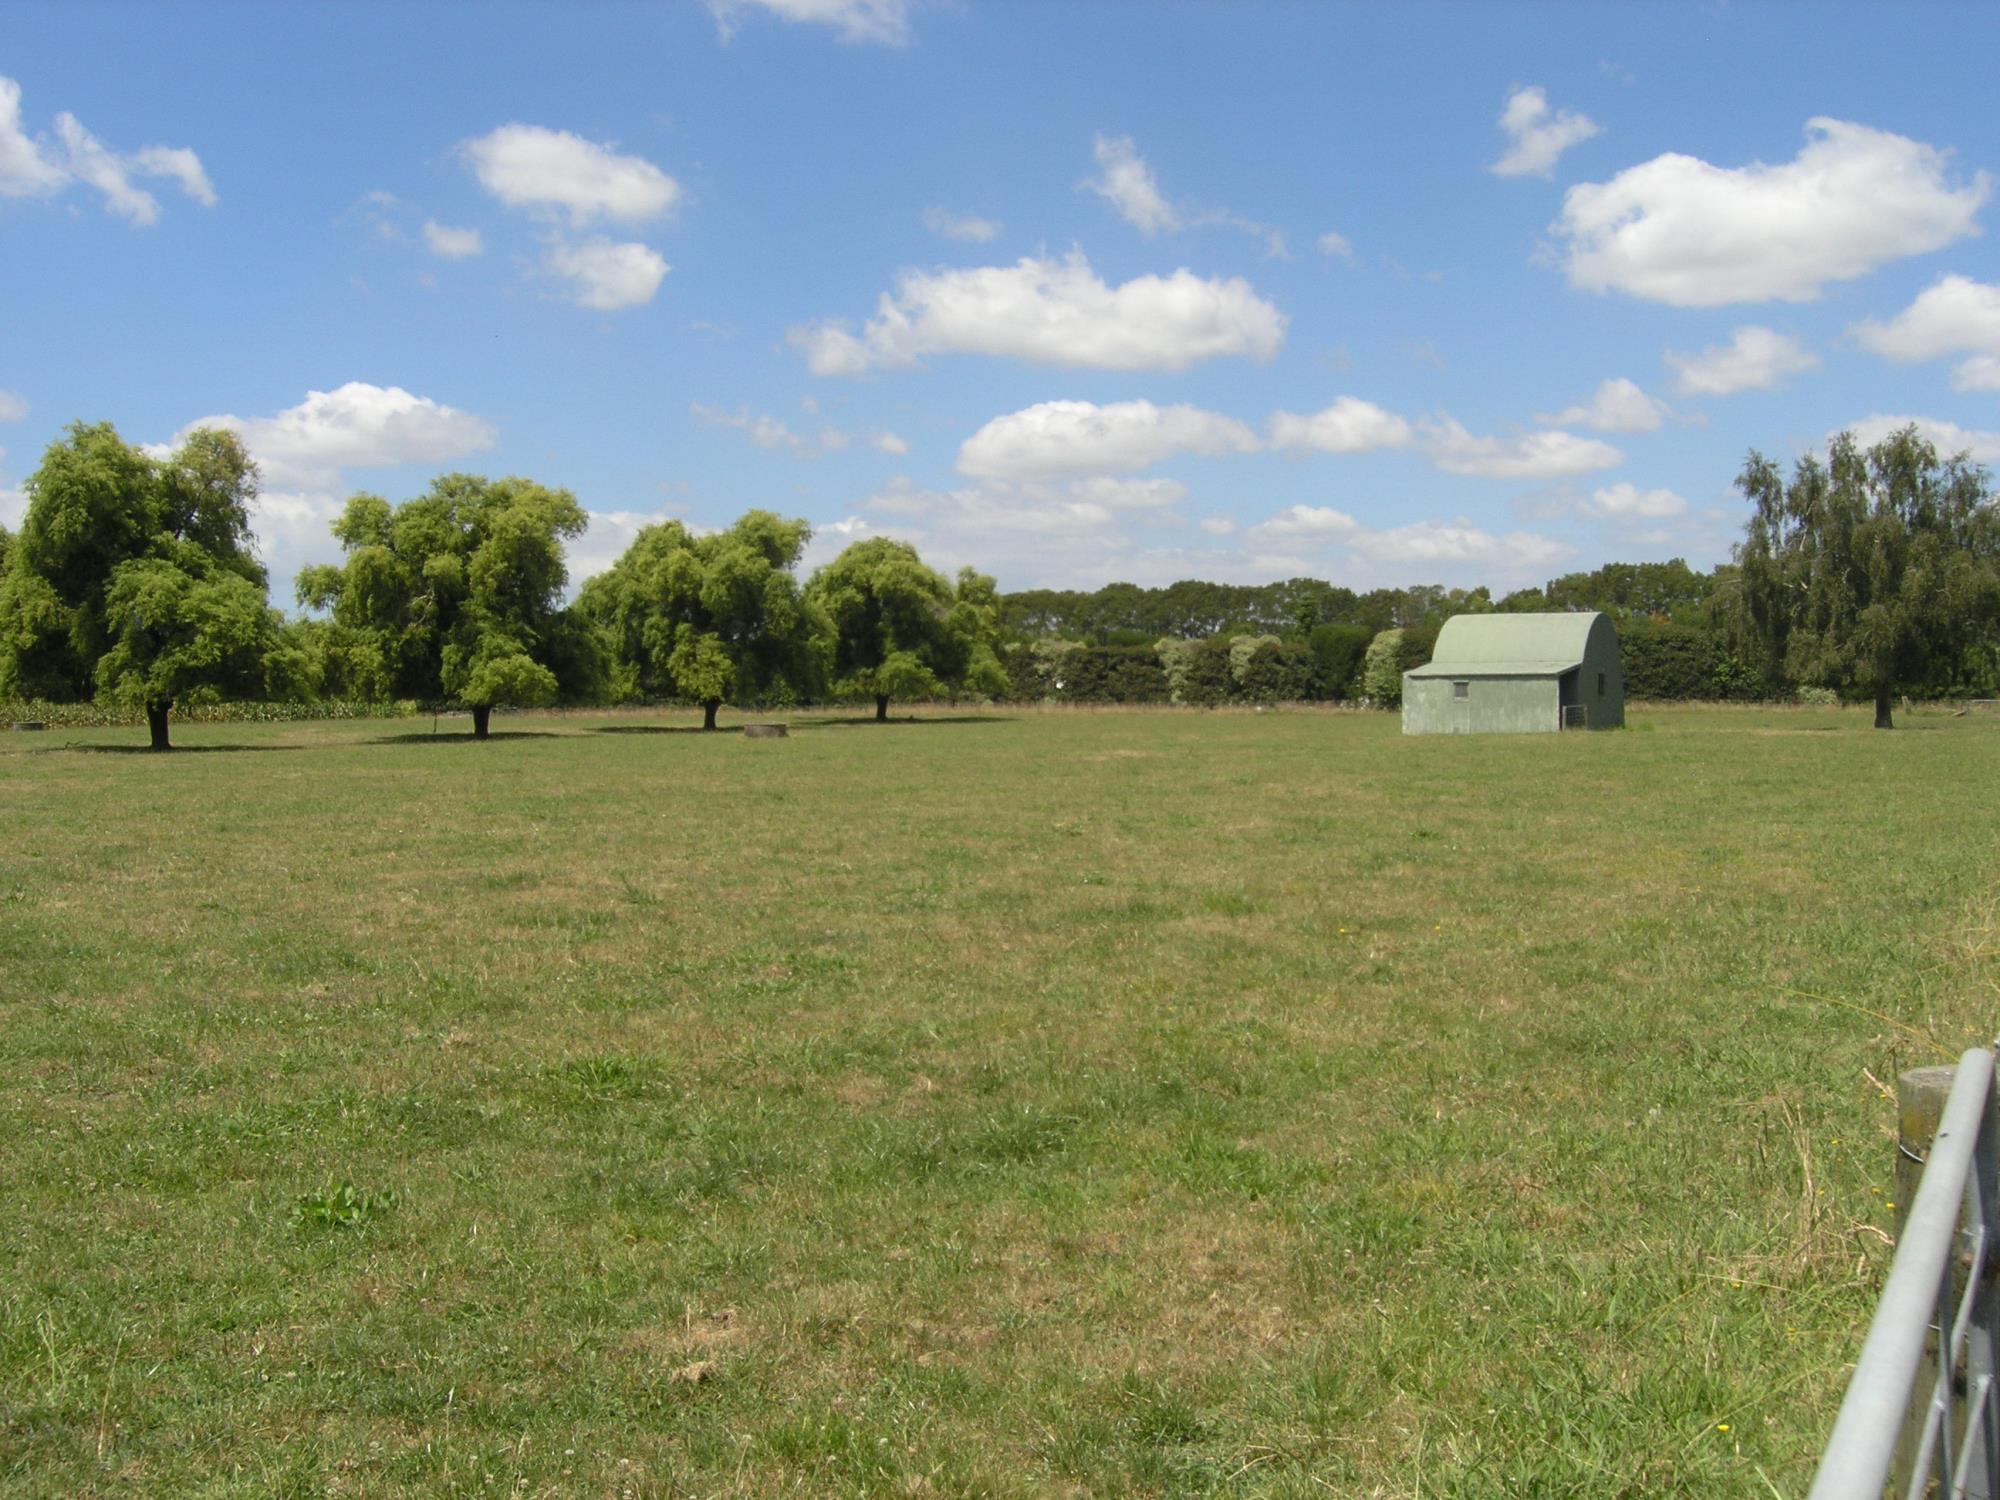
[1402,675,1561,734]
[1580,618,1625,728]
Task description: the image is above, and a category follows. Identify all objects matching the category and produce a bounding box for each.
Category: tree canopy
[579,510,827,728]
[1733,426,2000,727]
[0,422,283,748]
[805,538,1008,720]
[297,474,588,738]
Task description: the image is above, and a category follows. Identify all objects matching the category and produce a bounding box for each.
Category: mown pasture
[1,705,1995,1497]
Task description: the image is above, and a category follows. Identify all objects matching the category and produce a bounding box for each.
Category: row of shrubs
[1,698,422,728]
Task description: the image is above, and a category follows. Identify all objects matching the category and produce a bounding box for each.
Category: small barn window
[1596,672,1605,697]
[1452,681,1469,699]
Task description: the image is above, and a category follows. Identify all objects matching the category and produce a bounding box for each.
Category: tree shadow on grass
[786,714,1016,730]
[593,725,745,736]
[366,730,567,745]
[57,742,306,755]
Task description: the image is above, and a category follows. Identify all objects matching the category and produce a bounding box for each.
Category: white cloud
[127,145,215,207]
[922,206,1000,243]
[0,483,22,532]
[1251,504,1360,539]
[790,251,1287,374]
[545,238,670,310]
[1953,357,2000,393]
[1198,516,1237,536]
[956,399,1260,479]
[1554,118,1989,306]
[1086,134,1179,234]
[0,76,214,224]
[1852,275,2000,390]
[1350,519,1575,572]
[1268,397,1412,453]
[1536,376,1669,432]
[1316,230,1356,262]
[0,391,25,422]
[690,402,862,455]
[1492,86,1601,179]
[0,77,68,197]
[165,382,498,492]
[1665,325,1818,396]
[423,220,484,259]
[707,0,914,46]
[1084,133,1287,254]
[1068,476,1189,510]
[692,404,909,459]
[1420,417,1623,479]
[462,124,679,226]
[1842,414,2000,464]
[1581,482,1688,520]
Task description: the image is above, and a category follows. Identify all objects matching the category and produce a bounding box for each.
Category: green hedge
[1,699,421,728]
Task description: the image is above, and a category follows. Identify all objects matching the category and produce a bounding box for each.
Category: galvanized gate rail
[1809,1047,2000,1500]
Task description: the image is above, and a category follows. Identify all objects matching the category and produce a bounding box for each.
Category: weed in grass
[290,1180,398,1232]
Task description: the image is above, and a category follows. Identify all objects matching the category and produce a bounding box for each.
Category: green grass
[1,704,1994,1497]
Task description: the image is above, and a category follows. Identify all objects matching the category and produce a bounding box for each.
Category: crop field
[2,705,1996,1497]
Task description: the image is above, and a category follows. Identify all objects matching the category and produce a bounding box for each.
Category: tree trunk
[146,702,171,752]
[1874,685,1894,730]
[472,705,492,739]
[875,694,889,723]
[703,699,720,731]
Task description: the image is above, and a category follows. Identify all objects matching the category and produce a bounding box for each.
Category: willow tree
[0,422,282,749]
[1734,426,2000,727]
[580,510,826,728]
[805,538,1009,720]
[297,473,586,738]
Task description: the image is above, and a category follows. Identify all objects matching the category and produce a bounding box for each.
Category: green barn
[1402,611,1624,734]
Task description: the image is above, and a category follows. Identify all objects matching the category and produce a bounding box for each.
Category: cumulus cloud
[164,382,498,493]
[790,251,1286,374]
[545,238,670,309]
[922,206,1000,242]
[871,431,910,455]
[1492,86,1600,179]
[1536,376,1669,432]
[1554,118,1989,305]
[1086,134,1179,234]
[1852,275,2000,390]
[0,75,214,224]
[423,220,484,259]
[1581,482,1688,520]
[1842,414,2000,464]
[0,390,25,422]
[1665,325,1818,396]
[956,399,1260,479]
[1199,516,1237,536]
[1351,519,1575,571]
[1267,397,1412,454]
[462,123,679,226]
[1420,417,1624,479]
[707,0,915,46]
[1251,504,1360,540]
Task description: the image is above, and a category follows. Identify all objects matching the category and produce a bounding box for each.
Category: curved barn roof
[1406,611,1613,678]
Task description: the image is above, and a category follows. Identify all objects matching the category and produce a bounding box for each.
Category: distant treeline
[993,560,1807,705]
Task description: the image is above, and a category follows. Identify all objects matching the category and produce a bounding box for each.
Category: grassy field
[1,704,1995,1498]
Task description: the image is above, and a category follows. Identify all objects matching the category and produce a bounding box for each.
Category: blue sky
[3,1,1997,605]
